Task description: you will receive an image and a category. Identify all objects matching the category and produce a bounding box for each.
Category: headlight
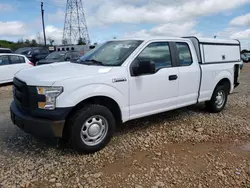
[36,86,63,110]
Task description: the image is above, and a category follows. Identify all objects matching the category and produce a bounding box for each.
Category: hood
[15,62,113,86]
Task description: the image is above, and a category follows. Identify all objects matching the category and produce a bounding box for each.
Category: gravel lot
[0,64,250,188]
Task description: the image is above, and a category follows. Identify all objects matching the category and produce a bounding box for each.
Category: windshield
[15,48,32,55]
[77,40,143,66]
[46,52,66,59]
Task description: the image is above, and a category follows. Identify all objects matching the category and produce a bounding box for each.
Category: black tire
[68,104,116,154]
[205,85,229,113]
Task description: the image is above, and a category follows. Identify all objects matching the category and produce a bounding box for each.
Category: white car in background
[0,54,34,84]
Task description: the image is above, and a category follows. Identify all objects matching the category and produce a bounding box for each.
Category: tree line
[0,37,95,51]
[0,39,42,51]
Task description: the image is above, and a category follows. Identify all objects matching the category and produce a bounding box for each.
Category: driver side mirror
[132,59,156,76]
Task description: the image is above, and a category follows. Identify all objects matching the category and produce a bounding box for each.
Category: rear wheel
[205,85,229,113]
[68,104,116,154]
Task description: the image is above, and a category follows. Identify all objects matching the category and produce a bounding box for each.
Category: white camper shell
[185,37,241,64]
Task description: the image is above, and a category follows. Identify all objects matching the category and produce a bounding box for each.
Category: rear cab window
[9,55,25,64]
[176,42,193,66]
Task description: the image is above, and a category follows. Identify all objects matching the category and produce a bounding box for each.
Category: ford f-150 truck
[10,37,241,153]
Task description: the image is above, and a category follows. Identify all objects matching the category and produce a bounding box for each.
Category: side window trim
[174,42,193,67]
[169,42,178,67]
[129,41,177,76]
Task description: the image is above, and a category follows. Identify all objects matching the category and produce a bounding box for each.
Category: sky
[0,0,250,49]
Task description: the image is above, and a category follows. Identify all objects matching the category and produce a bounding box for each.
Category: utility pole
[41,1,47,46]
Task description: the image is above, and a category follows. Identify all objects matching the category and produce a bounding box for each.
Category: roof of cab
[111,36,239,44]
[0,53,27,57]
[0,48,11,50]
[111,36,186,41]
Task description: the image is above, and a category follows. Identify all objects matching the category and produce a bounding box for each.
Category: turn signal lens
[37,87,45,95]
[38,102,46,108]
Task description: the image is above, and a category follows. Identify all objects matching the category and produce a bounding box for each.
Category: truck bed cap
[187,37,239,45]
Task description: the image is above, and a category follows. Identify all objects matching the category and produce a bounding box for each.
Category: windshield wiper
[83,59,104,66]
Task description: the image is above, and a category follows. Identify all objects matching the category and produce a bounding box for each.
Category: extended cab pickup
[10,37,241,153]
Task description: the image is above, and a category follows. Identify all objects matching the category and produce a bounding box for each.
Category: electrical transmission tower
[62,0,90,45]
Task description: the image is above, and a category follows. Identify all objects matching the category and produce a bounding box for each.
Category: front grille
[13,77,30,112]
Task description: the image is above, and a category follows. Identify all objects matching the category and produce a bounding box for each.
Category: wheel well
[62,96,122,140]
[67,96,122,124]
[216,78,231,93]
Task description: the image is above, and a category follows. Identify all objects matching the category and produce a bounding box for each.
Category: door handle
[169,75,178,81]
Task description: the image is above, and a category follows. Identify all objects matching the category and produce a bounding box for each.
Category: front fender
[56,84,128,109]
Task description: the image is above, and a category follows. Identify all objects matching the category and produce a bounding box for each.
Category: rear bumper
[10,101,65,138]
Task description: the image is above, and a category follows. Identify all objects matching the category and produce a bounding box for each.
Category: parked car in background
[241,54,249,62]
[56,44,96,56]
[0,54,33,84]
[36,51,80,66]
[0,48,12,53]
[14,47,50,63]
[245,53,250,61]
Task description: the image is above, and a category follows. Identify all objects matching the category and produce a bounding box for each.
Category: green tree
[25,39,30,45]
[31,39,37,46]
[17,39,24,44]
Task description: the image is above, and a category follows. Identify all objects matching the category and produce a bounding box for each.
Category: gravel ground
[0,64,250,188]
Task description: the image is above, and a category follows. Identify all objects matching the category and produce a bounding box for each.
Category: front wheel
[68,104,116,154]
[205,85,229,113]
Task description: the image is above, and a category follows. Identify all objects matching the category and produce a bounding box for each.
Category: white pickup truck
[10,37,241,153]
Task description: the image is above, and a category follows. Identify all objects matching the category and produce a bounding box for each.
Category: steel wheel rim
[80,115,108,146]
[215,90,225,108]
